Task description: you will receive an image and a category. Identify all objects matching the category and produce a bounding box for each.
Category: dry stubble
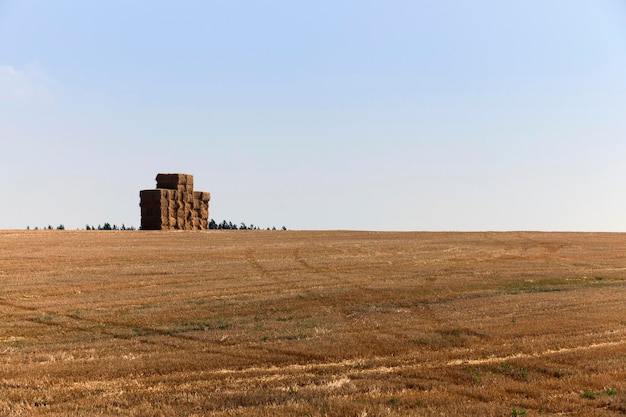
[0,230,625,416]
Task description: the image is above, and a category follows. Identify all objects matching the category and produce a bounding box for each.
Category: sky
[1,1,626,231]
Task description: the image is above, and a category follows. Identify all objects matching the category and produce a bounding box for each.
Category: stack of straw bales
[140,174,211,230]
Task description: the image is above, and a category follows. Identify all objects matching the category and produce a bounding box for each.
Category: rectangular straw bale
[163,189,176,201]
[156,173,188,189]
[196,191,210,202]
[173,199,185,210]
[141,208,168,226]
[141,215,161,224]
[194,200,207,212]
[193,212,202,230]
[141,205,165,219]
[171,184,184,193]
[141,199,167,213]
[198,208,209,219]
[141,216,162,230]
[182,191,194,203]
[139,199,158,211]
[140,189,168,204]
[172,190,193,203]
[156,173,186,184]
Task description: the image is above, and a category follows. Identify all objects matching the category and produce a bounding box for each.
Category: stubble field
[0,230,625,416]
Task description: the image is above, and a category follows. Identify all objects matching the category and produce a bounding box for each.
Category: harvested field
[0,230,625,416]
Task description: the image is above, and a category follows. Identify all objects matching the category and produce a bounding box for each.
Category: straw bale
[192,197,206,207]
[141,215,162,223]
[198,209,209,220]
[173,199,186,210]
[182,192,194,203]
[194,191,211,202]
[140,201,158,212]
[140,189,169,204]
[141,206,165,218]
[156,173,186,184]
[170,190,193,203]
[163,189,176,200]
[156,173,193,190]
[167,184,184,193]
[141,216,162,230]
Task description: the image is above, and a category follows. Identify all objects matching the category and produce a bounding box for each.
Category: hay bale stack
[140,189,170,230]
[156,173,194,194]
[140,173,210,230]
[193,191,211,230]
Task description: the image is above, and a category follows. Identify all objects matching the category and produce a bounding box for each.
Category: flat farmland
[0,230,625,416]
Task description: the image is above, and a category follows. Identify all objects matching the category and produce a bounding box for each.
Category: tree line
[209,219,287,230]
[86,223,136,230]
[27,223,136,230]
[27,220,286,231]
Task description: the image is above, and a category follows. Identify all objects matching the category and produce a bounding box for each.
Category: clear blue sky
[1,1,626,231]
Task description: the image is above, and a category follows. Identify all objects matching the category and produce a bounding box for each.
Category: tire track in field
[293,249,325,274]
[244,249,293,285]
[445,336,626,367]
[203,329,626,382]
[0,298,271,364]
[292,248,341,286]
[244,248,341,287]
[0,296,342,367]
